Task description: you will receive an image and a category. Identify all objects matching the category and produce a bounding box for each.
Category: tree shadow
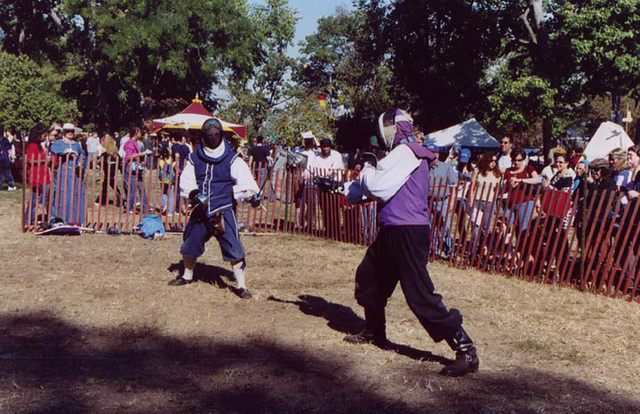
[268,294,452,365]
[1,312,639,413]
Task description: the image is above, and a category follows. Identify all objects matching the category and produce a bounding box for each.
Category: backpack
[137,214,166,239]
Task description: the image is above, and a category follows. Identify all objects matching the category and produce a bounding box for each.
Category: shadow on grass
[268,294,452,365]
[0,312,639,414]
[167,260,235,288]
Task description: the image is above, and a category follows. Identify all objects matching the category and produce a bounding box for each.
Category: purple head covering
[393,109,415,145]
[377,108,416,150]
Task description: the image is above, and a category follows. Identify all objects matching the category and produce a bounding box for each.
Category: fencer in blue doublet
[190,141,237,217]
[169,118,260,299]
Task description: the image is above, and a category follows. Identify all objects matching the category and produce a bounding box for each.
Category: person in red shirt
[24,123,52,224]
[503,146,540,233]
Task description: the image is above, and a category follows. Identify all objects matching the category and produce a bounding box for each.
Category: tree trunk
[542,117,553,165]
[526,0,553,162]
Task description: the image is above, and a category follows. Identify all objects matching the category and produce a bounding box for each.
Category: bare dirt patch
[1,193,639,413]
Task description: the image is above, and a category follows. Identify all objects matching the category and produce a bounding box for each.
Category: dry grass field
[1,191,639,413]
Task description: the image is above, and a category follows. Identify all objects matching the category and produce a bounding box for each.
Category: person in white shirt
[315,138,345,171]
[498,135,513,173]
[86,132,101,168]
[314,138,346,237]
[168,118,261,299]
[296,134,318,229]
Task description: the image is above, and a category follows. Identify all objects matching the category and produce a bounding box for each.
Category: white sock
[232,261,247,290]
[183,267,194,281]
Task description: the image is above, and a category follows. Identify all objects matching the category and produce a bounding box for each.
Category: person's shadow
[268,294,452,366]
[168,261,248,297]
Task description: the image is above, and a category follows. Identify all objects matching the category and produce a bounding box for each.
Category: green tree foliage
[0,0,67,61]
[222,0,298,139]
[299,0,640,151]
[0,51,77,132]
[387,0,506,132]
[296,3,395,148]
[487,0,640,150]
[301,4,396,117]
[267,94,331,147]
[60,0,258,130]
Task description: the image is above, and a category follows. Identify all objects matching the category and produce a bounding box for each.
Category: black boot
[439,328,479,377]
[343,307,389,349]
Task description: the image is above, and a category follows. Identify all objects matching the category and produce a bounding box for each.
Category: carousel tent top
[151,96,247,139]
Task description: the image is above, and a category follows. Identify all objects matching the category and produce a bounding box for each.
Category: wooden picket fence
[21,154,639,302]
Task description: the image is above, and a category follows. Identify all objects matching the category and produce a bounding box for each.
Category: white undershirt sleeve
[357,145,421,203]
[231,157,260,201]
[179,158,197,198]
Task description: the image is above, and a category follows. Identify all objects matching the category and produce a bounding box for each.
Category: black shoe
[343,329,389,349]
[168,276,192,286]
[439,347,479,377]
[237,288,252,299]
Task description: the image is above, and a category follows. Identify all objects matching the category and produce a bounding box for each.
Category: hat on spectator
[301,131,315,140]
[425,144,439,153]
[319,138,333,147]
[62,123,76,131]
[460,148,471,163]
[590,158,608,170]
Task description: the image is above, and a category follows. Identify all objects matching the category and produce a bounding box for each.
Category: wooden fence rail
[21,155,639,302]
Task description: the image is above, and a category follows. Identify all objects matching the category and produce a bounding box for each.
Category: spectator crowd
[6,118,640,294]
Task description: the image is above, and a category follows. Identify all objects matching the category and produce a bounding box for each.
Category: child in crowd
[158,147,176,216]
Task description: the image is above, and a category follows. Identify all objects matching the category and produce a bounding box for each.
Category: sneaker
[7,186,16,191]
[168,276,192,286]
[343,329,389,349]
[237,288,252,299]
[439,347,479,377]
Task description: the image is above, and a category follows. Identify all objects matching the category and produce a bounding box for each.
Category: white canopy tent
[422,118,500,149]
[583,121,635,161]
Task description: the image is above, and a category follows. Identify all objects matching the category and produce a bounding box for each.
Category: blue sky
[248,0,354,55]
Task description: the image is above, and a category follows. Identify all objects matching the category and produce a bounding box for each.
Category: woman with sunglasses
[468,152,502,253]
[534,152,574,278]
[503,146,540,234]
[543,152,574,192]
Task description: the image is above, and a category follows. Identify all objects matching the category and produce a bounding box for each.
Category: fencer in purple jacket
[342,109,479,377]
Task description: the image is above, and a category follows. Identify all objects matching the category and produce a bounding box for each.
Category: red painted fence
[21,154,639,302]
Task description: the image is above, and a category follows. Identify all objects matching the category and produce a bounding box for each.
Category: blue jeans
[429,197,453,257]
[124,165,148,212]
[505,199,535,233]
[0,165,14,188]
[470,200,494,251]
[24,184,50,223]
[162,183,175,215]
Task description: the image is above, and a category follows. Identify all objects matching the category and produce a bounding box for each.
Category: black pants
[354,225,462,343]
[96,175,122,206]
